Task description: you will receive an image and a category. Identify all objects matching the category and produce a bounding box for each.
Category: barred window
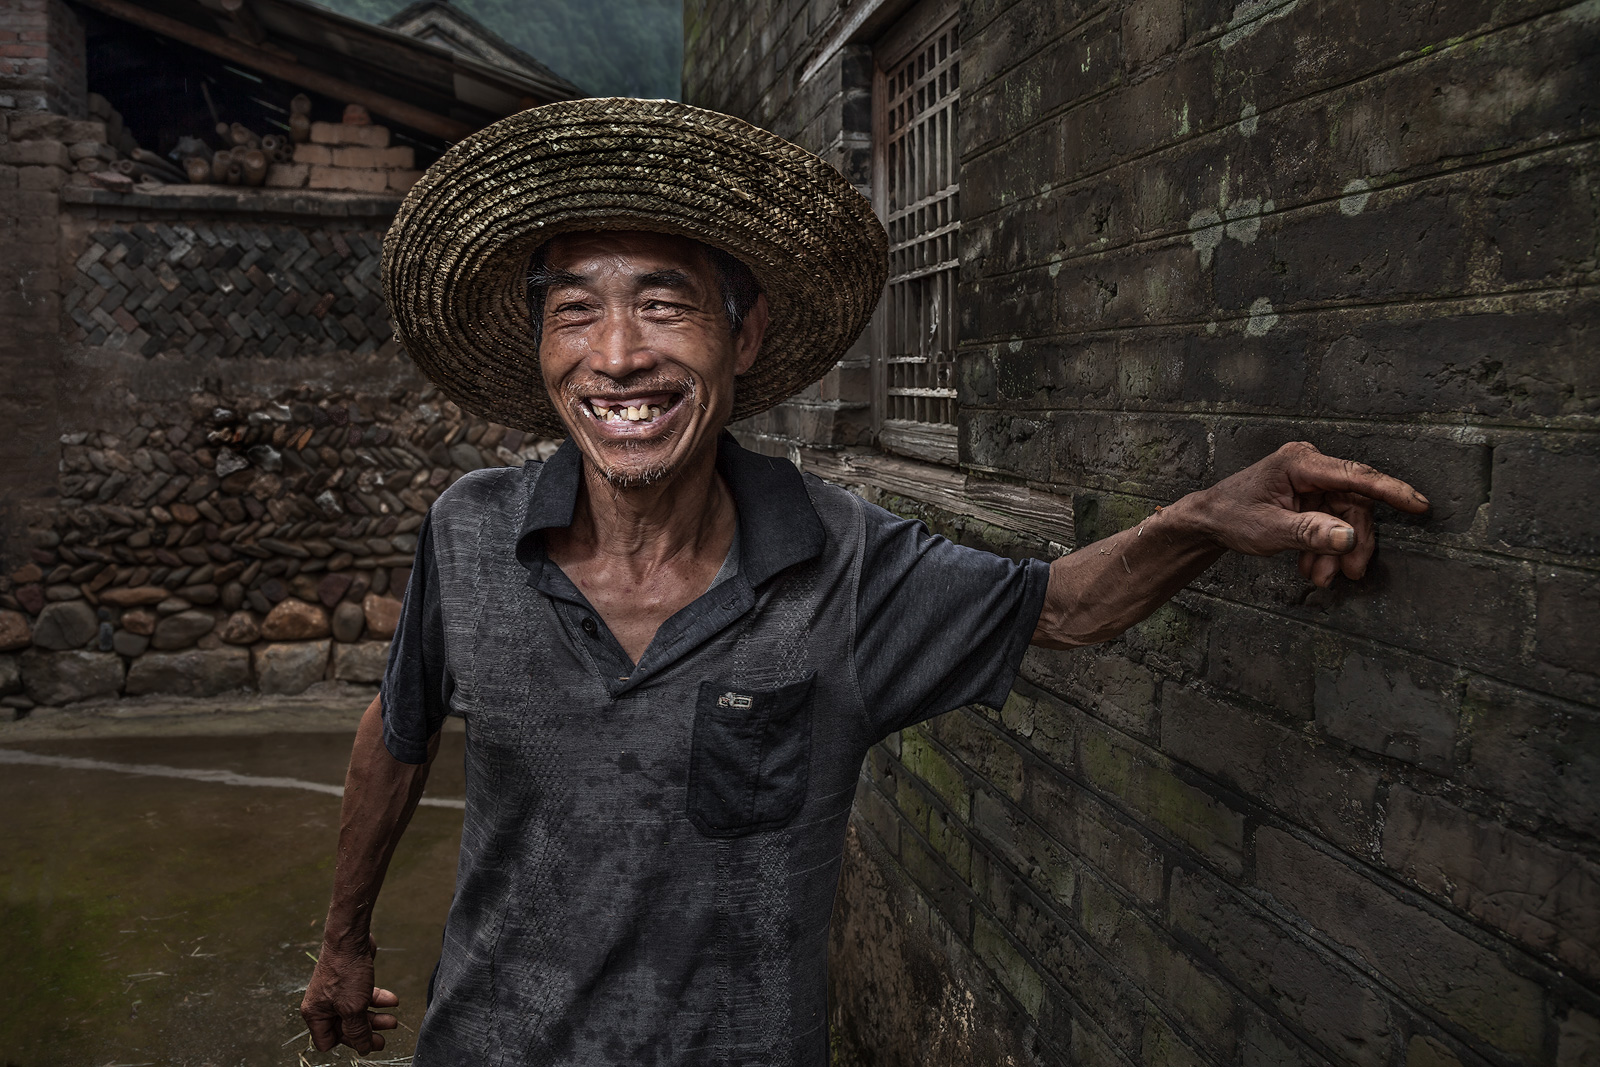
[875,10,960,464]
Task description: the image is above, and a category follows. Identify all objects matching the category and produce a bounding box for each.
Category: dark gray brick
[1488,437,1600,555]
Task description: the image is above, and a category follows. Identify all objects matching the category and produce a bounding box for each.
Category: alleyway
[0,692,464,1066]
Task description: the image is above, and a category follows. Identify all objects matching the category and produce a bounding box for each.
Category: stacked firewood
[81,92,414,194]
[177,94,312,188]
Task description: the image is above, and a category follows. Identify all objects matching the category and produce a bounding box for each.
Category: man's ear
[733,293,769,376]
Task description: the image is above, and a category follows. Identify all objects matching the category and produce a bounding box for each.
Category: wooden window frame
[871,0,961,466]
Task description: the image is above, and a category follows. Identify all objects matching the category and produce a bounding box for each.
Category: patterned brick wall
[688,2,1600,1065]
[0,190,554,710]
[65,221,394,360]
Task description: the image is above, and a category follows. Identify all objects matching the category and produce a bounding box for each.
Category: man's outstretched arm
[300,694,438,1054]
[1032,441,1430,649]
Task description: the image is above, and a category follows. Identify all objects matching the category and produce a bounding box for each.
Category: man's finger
[339,1011,374,1053]
[306,1016,339,1053]
[1284,448,1430,514]
[1338,497,1377,580]
[1285,510,1361,555]
[372,985,400,1008]
[371,1012,399,1031]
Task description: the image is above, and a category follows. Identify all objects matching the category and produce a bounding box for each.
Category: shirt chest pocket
[686,673,815,838]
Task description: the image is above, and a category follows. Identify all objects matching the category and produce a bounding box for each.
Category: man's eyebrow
[635,268,693,290]
[530,267,585,288]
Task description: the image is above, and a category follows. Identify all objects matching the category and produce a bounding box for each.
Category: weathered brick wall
[0,0,84,114]
[688,1,1600,1064]
[0,184,559,710]
[0,0,84,610]
[0,0,569,706]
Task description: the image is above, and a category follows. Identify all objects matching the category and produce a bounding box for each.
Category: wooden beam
[798,447,1076,551]
[75,0,476,141]
[798,0,921,85]
[216,0,268,46]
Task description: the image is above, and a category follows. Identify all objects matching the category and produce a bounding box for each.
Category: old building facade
[0,0,575,707]
[686,1,1599,1065]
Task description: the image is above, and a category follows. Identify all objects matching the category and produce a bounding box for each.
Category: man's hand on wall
[1193,441,1430,588]
[1034,441,1430,649]
[300,934,400,1054]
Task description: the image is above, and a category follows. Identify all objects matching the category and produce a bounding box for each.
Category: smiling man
[300,99,1428,1065]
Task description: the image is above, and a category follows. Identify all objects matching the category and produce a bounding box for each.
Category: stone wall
[686,1,1600,1065]
[0,375,553,711]
[0,110,557,710]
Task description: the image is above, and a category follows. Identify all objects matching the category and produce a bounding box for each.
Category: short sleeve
[854,501,1051,739]
[379,511,452,763]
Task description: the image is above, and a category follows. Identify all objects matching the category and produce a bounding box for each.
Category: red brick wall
[0,0,84,115]
[0,0,86,575]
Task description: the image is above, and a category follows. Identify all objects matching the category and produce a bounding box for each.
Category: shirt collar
[516,432,824,588]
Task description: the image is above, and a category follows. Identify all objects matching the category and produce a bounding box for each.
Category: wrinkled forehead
[539,229,718,285]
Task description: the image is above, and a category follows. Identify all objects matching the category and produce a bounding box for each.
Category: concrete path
[0,687,465,1066]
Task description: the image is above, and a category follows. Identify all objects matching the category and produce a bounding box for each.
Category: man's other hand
[300,935,400,1053]
[1195,441,1430,587]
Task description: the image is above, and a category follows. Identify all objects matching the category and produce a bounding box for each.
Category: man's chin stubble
[598,460,674,489]
[588,436,679,490]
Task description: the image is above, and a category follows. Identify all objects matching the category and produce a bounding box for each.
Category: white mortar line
[0,748,466,809]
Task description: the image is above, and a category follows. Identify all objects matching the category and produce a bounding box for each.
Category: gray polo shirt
[381,434,1050,1066]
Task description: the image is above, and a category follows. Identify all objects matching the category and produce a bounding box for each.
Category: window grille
[876,13,960,462]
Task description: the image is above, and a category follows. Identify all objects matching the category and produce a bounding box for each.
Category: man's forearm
[1031,490,1223,649]
[1029,442,1428,649]
[321,695,436,951]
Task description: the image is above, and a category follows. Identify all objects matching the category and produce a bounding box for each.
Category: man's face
[537,230,766,489]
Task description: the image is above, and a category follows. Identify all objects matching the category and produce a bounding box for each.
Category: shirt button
[581,617,598,638]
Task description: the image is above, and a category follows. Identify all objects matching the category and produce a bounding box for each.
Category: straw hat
[382,97,889,437]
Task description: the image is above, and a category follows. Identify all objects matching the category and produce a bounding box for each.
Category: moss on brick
[973,912,1044,1018]
[929,711,1025,802]
[926,806,973,881]
[1080,879,1238,1049]
[900,726,972,822]
[1080,725,1244,875]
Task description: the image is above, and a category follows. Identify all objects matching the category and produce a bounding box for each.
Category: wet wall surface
[1,724,466,1066]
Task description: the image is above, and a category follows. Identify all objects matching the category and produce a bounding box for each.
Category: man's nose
[587,310,659,379]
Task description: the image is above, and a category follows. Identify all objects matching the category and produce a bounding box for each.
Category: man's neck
[554,439,735,575]
[544,439,738,664]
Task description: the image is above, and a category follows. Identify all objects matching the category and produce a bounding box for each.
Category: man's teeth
[594,403,664,423]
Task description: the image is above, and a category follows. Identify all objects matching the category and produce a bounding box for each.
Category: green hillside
[318,0,682,99]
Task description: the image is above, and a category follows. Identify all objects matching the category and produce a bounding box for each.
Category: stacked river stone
[0,386,557,713]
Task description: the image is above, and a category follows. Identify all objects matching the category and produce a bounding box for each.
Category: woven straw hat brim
[381,98,889,438]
